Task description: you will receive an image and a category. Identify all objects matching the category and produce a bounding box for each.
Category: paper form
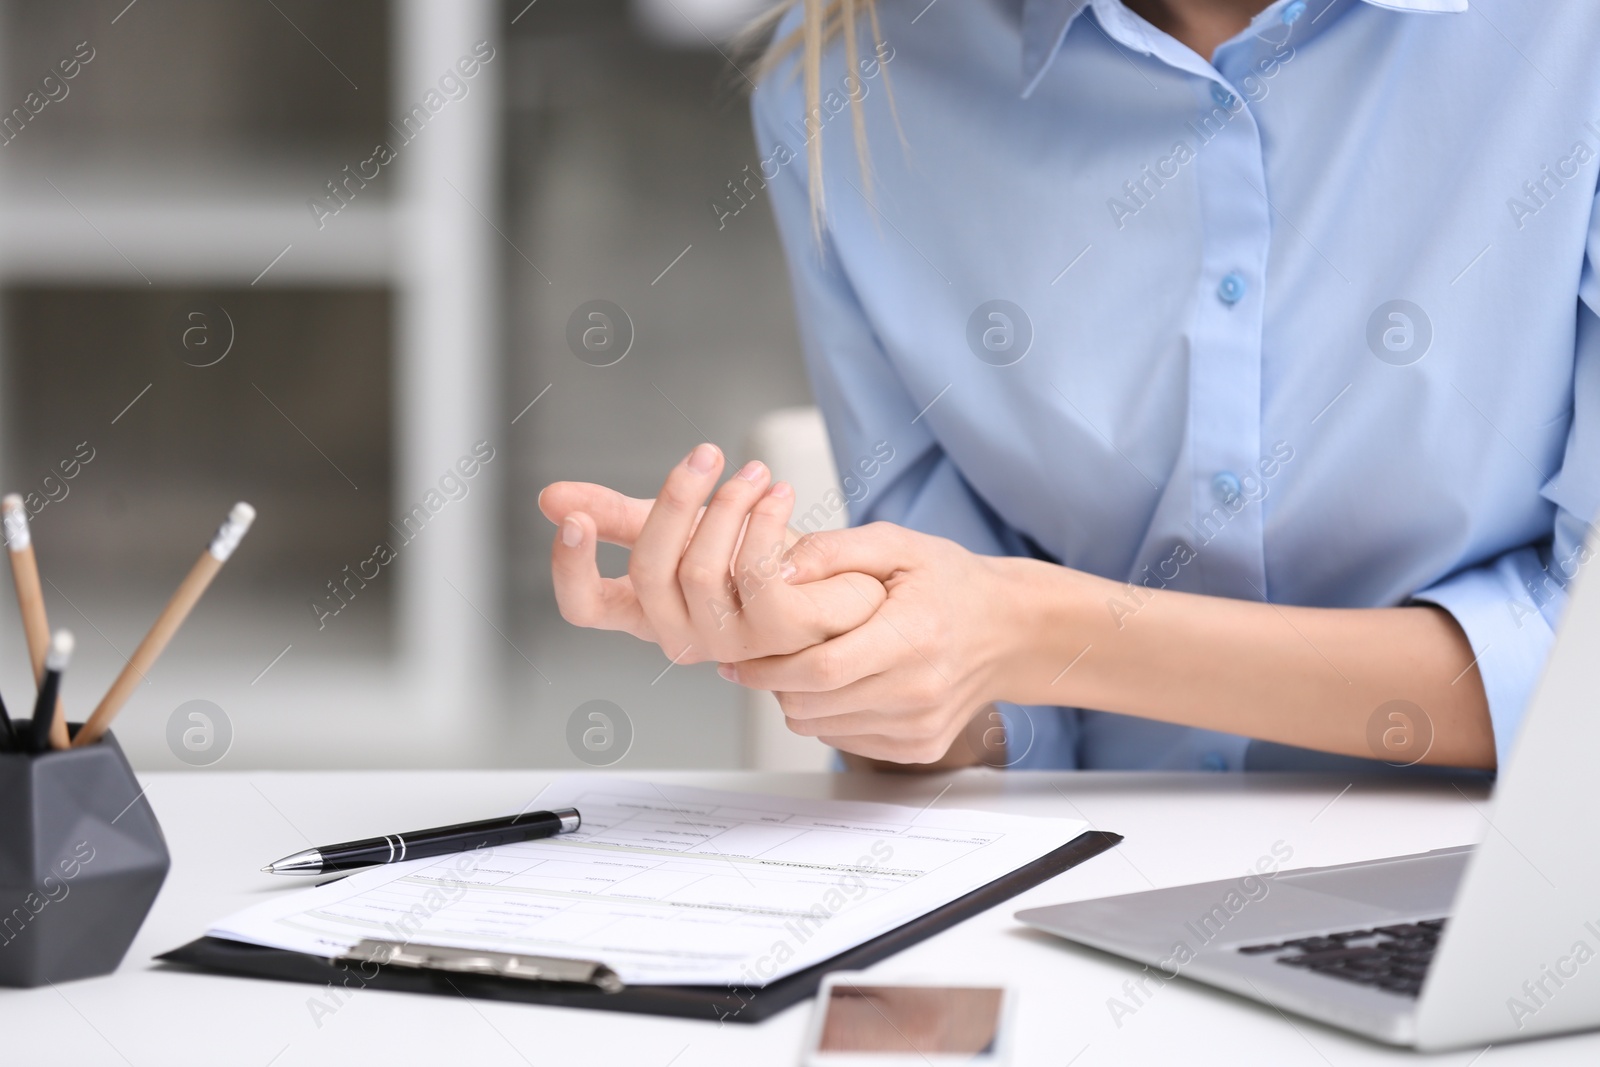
[209,777,1088,986]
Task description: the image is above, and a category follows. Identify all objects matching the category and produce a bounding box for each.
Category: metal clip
[340,939,624,993]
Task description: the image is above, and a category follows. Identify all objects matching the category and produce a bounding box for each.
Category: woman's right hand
[539,443,886,665]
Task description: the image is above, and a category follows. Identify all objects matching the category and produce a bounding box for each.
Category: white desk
[4,769,1595,1065]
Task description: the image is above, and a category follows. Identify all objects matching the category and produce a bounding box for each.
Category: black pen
[262,807,582,874]
[29,631,73,754]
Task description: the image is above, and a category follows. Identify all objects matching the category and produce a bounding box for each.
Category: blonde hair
[744,0,893,235]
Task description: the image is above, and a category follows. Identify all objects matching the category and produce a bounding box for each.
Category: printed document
[210,777,1088,985]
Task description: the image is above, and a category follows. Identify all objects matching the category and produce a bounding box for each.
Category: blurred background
[0,0,818,771]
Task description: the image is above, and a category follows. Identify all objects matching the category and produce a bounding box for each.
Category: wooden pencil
[3,494,68,749]
[73,502,255,748]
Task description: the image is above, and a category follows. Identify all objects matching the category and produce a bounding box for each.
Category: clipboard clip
[340,939,624,993]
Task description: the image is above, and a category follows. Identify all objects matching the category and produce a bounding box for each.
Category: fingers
[774,677,916,725]
[548,448,893,663]
[817,733,955,765]
[629,444,725,640]
[539,482,654,547]
[780,572,887,640]
[736,489,874,639]
[808,702,992,766]
[733,480,798,596]
[551,512,653,639]
[723,615,901,693]
[677,461,771,628]
[730,486,889,643]
[787,705,940,740]
[785,522,912,583]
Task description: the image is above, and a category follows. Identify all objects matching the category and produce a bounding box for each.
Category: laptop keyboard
[1237,919,1446,998]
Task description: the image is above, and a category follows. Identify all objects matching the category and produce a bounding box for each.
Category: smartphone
[801,973,1014,1066]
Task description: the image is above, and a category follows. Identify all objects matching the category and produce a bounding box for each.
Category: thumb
[788,571,887,637]
[784,522,909,583]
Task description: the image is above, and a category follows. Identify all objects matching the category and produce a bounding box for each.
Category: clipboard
[156,829,1121,1023]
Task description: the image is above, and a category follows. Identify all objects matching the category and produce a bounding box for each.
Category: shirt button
[1217,272,1246,304]
[1212,471,1242,504]
[1210,82,1235,108]
[1201,752,1228,771]
[1282,0,1307,24]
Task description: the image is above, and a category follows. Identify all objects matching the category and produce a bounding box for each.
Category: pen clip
[340,939,624,993]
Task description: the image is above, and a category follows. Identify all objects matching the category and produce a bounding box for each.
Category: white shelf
[0,0,506,764]
[0,190,395,285]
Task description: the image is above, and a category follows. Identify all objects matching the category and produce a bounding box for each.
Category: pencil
[72,502,256,748]
[3,494,68,749]
[30,631,73,754]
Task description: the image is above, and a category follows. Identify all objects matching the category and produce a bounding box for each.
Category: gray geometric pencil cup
[0,727,169,986]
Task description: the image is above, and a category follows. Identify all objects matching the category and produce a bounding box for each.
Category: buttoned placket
[1086,0,1283,603]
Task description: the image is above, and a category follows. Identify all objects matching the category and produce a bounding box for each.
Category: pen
[30,631,73,754]
[4,494,68,749]
[262,808,583,874]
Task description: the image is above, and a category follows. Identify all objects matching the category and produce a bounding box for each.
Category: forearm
[994,558,1496,769]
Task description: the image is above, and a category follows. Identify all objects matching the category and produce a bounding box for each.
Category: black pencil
[30,631,73,754]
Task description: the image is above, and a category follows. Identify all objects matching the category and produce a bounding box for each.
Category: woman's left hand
[720,522,1045,764]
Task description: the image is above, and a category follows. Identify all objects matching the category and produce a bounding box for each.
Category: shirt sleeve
[1411,191,1600,769]
[750,80,1018,556]
[752,78,1080,770]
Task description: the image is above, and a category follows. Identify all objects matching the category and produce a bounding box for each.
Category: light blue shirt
[751,0,1599,772]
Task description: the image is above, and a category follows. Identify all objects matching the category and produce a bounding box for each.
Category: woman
[539,0,1597,773]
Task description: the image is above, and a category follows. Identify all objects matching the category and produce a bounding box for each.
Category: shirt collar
[1020,0,1469,98]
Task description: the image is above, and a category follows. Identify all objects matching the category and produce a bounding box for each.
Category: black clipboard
[156,829,1121,1024]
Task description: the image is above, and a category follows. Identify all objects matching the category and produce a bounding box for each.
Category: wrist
[985,555,1116,707]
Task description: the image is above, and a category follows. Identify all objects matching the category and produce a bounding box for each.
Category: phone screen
[818,984,1004,1056]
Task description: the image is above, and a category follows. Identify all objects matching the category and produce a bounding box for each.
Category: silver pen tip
[262,848,324,874]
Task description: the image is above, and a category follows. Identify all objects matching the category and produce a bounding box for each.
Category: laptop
[1016,534,1600,1050]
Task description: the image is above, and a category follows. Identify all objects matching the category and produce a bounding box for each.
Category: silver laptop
[1017,534,1600,1051]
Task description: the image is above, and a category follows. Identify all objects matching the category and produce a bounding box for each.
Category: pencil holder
[0,727,169,986]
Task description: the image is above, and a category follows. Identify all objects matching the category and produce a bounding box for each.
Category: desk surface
[3,769,1594,1065]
